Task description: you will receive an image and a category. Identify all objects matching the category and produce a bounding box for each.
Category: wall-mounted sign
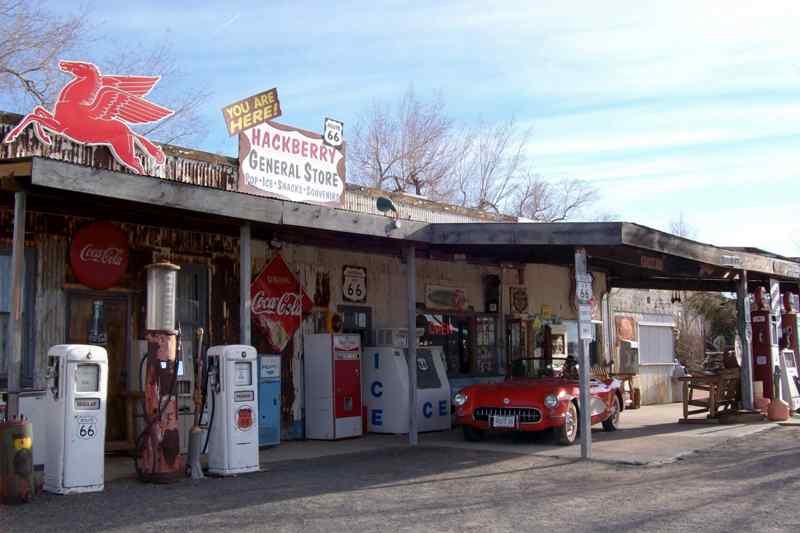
[251,255,313,353]
[342,265,367,303]
[322,117,344,148]
[239,121,346,206]
[425,285,466,311]
[222,88,282,136]
[640,255,665,271]
[3,60,173,175]
[69,221,129,290]
[509,286,528,314]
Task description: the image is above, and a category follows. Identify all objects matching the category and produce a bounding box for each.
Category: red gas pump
[751,287,778,399]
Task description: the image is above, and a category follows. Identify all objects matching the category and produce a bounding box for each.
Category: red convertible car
[453,356,623,445]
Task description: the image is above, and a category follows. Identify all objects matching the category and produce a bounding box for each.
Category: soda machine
[44,344,108,494]
[304,334,363,440]
[751,287,780,399]
[205,345,260,475]
[362,344,451,434]
[258,354,281,446]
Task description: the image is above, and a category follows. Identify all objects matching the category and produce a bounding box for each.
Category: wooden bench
[678,368,740,423]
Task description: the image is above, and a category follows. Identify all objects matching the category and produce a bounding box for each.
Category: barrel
[0,418,34,505]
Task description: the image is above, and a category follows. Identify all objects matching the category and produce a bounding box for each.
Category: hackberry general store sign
[239,121,346,206]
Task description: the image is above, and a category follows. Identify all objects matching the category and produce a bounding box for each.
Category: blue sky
[27,1,800,256]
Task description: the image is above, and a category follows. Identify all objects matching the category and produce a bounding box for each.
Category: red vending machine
[751,287,779,398]
[304,333,363,440]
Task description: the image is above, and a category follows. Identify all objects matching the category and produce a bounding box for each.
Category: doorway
[338,305,372,347]
[66,291,131,450]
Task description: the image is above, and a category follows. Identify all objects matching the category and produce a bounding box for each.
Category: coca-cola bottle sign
[69,221,129,290]
[250,255,313,353]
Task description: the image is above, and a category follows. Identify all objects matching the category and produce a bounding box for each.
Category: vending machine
[257,355,281,446]
[44,344,108,494]
[304,334,363,440]
[363,344,451,434]
[206,345,259,476]
[751,287,780,399]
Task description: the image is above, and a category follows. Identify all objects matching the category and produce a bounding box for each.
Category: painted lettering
[423,402,432,418]
[371,409,383,426]
[371,381,383,398]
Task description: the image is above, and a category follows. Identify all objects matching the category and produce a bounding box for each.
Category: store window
[564,320,605,367]
[419,313,498,377]
[639,324,675,365]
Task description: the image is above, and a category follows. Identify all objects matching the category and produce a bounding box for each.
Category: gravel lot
[3,426,800,533]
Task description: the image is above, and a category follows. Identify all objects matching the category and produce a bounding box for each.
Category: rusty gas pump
[135,262,185,483]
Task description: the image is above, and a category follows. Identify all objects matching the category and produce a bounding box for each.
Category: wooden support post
[6,191,26,419]
[497,270,506,376]
[575,247,592,459]
[736,272,754,410]
[240,223,251,346]
[406,244,418,446]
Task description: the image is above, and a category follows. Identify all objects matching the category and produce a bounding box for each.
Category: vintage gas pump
[43,344,108,494]
[136,262,185,483]
[751,286,780,399]
[781,292,799,354]
[205,345,259,476]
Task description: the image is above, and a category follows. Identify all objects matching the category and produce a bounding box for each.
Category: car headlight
[544,394,559,408]
[454,393,468,406]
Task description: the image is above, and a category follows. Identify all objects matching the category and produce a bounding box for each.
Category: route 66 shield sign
[323,117,344,148]
[342,265,366,302]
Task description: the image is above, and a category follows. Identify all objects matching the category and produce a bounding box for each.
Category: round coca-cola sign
[69,221,129,290]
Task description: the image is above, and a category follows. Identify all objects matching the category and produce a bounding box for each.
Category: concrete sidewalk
[105,403,783,481]
[422,402,778,465]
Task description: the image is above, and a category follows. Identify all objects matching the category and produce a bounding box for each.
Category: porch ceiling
[2,156,798,290]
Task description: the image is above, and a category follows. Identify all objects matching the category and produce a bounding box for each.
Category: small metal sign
[342,265,367,302]
[323,117,344,148]
[510,286,528,314]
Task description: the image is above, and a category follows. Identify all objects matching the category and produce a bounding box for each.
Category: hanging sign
[221,88,282,136]
[342,265,367,303]
[322,117,344,148]
[69,221,129,290]
[238,121,346,206]
[425,285,466,311]
[3,60,173,175]
[251,255,313,353]
[509,286,528,314]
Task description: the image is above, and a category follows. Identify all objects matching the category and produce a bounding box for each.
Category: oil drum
[0,417,34,505]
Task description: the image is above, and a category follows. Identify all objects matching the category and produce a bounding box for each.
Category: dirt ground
[3,425,799,533]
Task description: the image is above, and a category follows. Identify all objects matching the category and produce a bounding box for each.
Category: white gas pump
[205,345,259,476]
[44,344,108,494]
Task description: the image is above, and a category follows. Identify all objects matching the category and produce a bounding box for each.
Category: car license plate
[492,415,516,428]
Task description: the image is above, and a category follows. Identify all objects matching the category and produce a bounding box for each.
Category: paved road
[3,426,800,533]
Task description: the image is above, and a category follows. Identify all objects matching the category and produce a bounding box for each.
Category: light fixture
[269,237,283,250]
[376,196,401,229]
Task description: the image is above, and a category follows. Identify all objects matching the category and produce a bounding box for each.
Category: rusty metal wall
[33,236,67,388]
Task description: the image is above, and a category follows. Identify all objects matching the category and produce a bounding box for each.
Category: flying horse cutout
[3,60,174,174]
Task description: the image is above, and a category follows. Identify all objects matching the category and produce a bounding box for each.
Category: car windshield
[510,356,578,380]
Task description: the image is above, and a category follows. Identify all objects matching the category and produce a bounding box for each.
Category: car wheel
[556,402,579,445]
[462,425,484,442]
[602,395,621,431]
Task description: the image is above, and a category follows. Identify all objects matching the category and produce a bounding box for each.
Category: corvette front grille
[473,407,541,424]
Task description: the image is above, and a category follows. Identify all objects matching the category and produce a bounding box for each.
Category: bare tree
[0,1,87,107]
[454,119,529,213]
[351,87,459,199]
[0,1,209,145]
[512,172,598,222]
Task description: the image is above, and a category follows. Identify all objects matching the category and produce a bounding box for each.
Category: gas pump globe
[146,262,179,331]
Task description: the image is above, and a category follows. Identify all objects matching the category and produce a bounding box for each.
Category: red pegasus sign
[3,60,173,175]
[251,255,312,353]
